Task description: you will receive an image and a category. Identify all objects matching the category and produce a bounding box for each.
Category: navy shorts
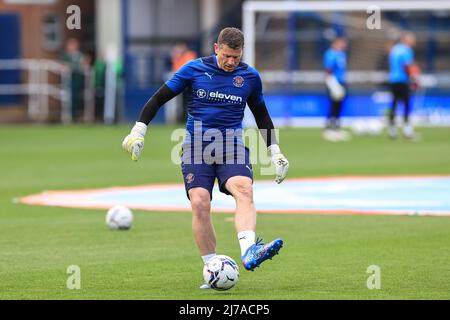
[181,143,253,200]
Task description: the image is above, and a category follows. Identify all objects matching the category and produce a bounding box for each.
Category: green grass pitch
[0,125,449,300]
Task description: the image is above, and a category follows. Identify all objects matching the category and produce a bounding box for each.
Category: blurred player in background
[170,42,198,72]
[60,38,87,122]
[323,37,350,142]
[170,42,198,123]
[388,32,419,139]
[122,27,289,289]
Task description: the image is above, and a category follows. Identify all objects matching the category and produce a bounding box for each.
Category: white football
[106,205,133,230]
[351,120,368,135]
[203,255,239,291]
[366,119,384,136]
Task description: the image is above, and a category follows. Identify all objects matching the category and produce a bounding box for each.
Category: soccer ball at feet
[106,205,133,230]
[203,255,239,291]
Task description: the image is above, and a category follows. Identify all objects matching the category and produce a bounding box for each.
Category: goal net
[242,1,450,128]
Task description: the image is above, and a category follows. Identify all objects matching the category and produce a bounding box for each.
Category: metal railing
[0,59,95,124]
[260,70,448,88]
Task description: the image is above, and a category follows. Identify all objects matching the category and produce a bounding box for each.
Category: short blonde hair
[217,27,244,49]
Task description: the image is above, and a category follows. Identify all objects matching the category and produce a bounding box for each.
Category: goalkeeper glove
[325,74,345,101]
[122,122,147,161]
[269,144,289,184]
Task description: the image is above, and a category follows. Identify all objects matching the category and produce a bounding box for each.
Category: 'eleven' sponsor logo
[196,89,243,103]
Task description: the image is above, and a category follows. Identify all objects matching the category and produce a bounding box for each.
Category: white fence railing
[0,59,95,124]
[259,70,447,88]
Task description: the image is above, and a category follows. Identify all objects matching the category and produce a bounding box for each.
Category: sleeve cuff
[132,122,148,136]
[268,144,281,156]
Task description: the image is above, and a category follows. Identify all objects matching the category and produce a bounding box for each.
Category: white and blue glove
[122,122,147,161]
[269,144,289,184]
[326,74,345,101]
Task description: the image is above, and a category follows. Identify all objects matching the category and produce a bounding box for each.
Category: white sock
[201,253,216,265]
[238,231,256,256]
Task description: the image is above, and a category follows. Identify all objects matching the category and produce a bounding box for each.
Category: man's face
[404,35,416,48]
[66,39,80,53]
[214,43,243,72]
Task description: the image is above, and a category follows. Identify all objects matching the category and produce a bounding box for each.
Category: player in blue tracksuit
[388,32,418,139]
[122,28,289,288]
[323,37,349,141]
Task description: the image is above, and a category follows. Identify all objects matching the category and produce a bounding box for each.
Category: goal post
[242,1,450,128]
[243,1,450,67]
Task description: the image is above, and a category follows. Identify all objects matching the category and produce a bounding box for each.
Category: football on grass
[203,255,239,291]
[106,205,133,230]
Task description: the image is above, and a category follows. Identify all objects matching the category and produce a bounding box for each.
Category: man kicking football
[122,27,289,288]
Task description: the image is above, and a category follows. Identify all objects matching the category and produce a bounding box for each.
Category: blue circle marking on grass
[19,176,450,216]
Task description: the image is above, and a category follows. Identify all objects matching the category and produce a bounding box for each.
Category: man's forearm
[247,100,278,147]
